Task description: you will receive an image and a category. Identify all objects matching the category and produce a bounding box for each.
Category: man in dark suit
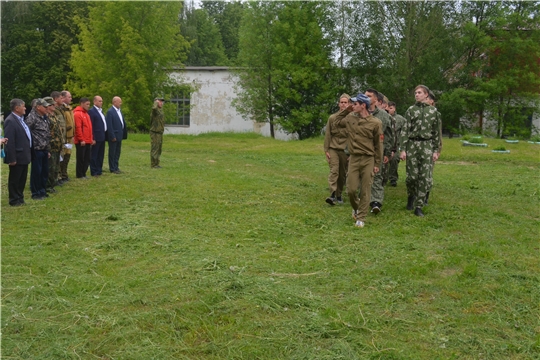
[105,96,125,174]
[89,95,107,176]
[3,99,32,206]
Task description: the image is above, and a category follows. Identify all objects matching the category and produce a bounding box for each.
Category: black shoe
[425,191,430,205]
[326,197,336,206]
[371,202,381,214]
[336,196,343,204]
[152,165,162,169]
[414,207,424,217]
[407,196,415,210]
[32,196,45,201]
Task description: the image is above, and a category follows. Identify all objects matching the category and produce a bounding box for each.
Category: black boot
[326,191,336,206]
[414,207,424,217]
[425,191,430,205]
[406,196,415,210]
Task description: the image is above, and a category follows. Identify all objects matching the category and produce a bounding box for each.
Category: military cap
[35,98,49,107]
[43,96,55,106]
[351,93,370,108]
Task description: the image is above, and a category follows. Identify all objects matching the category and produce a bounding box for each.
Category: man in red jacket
[73,97,95,179]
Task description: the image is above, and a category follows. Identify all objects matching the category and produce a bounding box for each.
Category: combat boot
[406,196,415,210]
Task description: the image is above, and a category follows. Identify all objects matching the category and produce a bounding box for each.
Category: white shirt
[113,106,124,128]
[96,107,107,131]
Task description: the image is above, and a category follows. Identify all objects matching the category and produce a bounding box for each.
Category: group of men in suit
[3,93,126,206]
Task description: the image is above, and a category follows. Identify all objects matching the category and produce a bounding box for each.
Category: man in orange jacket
[73,97,95,179]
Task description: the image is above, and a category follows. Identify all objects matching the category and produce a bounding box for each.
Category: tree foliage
[234,1,335,139]
[1,1,88,113]
[67,1,189,131]
[180,2,229,66]
[202,1,245,64]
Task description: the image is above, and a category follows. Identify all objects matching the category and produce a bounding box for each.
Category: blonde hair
[339,93,351,101]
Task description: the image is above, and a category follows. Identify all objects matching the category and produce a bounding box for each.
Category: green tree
[234,1,335,139]
[442,1,540,137]
[180,3,229,66]
[1,1,88,112]
[202,1,244,64]
[67,1,189,131]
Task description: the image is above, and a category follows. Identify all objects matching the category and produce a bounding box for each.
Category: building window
[165,91,191,126]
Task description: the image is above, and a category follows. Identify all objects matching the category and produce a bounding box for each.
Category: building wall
[166,67,295,140]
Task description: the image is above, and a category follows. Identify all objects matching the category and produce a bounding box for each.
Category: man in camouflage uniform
[150,97,165,168]
[332,94,383,228]
[323,93,351,205]
[387,101,406,187]
[365,88,394,214]
[51,92,67,184]
[400,85,441,216]
[425,90,443,205]
[58,90,74,183]
[44,97,63,193]
[25,99,51,200]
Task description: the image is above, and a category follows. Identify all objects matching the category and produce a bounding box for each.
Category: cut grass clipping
[2,133,539,359]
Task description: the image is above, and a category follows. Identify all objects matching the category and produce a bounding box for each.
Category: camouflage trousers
[47,151,60,189]
[370,159,388,205]
[388,154,400,183]
[428,161,436,191]
[405,140,433,208]
[150,132,163,167]
[327,148,348,198]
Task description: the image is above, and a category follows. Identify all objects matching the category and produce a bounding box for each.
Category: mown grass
[2,133,539,359]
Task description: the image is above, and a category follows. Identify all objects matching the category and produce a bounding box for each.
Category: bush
[468,137,484,144]
[493,145,507,151]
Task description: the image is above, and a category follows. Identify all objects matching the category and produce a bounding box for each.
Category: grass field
[1,133,539,359]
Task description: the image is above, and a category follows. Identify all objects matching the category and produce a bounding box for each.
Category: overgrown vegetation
[2,134,539,359]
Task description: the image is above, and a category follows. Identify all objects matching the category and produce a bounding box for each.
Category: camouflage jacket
[323,111,348,152]
[48,111,64,152]
[25,109,51,151]
[391,114,406,152]
[150,101,165,133]
[54,107,67,144]
[402,102,441,153]
[372,108,394,157]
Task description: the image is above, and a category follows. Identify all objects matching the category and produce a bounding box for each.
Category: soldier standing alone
[150,97,165,168]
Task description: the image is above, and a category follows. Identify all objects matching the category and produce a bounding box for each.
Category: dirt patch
[437,161,478,166]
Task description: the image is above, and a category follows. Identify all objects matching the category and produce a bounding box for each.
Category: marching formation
[323,85,442,228]
[2,92,165,207]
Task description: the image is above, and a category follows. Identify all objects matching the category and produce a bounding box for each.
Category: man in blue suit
[3,99,32,206]
[105,96,126,174]
[89,95,107,176]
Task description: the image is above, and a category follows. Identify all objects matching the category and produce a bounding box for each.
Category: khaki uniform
[150,101,165,167]
[402,102,441,208]
[370,108,394,206]
[323,111,348,199]
[59,104,74,180]
[334,109,382,222]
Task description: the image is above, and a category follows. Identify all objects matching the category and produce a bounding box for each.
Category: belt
[409,137,430,141]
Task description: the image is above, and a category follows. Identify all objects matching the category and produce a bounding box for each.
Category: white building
[165,66,295,141]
